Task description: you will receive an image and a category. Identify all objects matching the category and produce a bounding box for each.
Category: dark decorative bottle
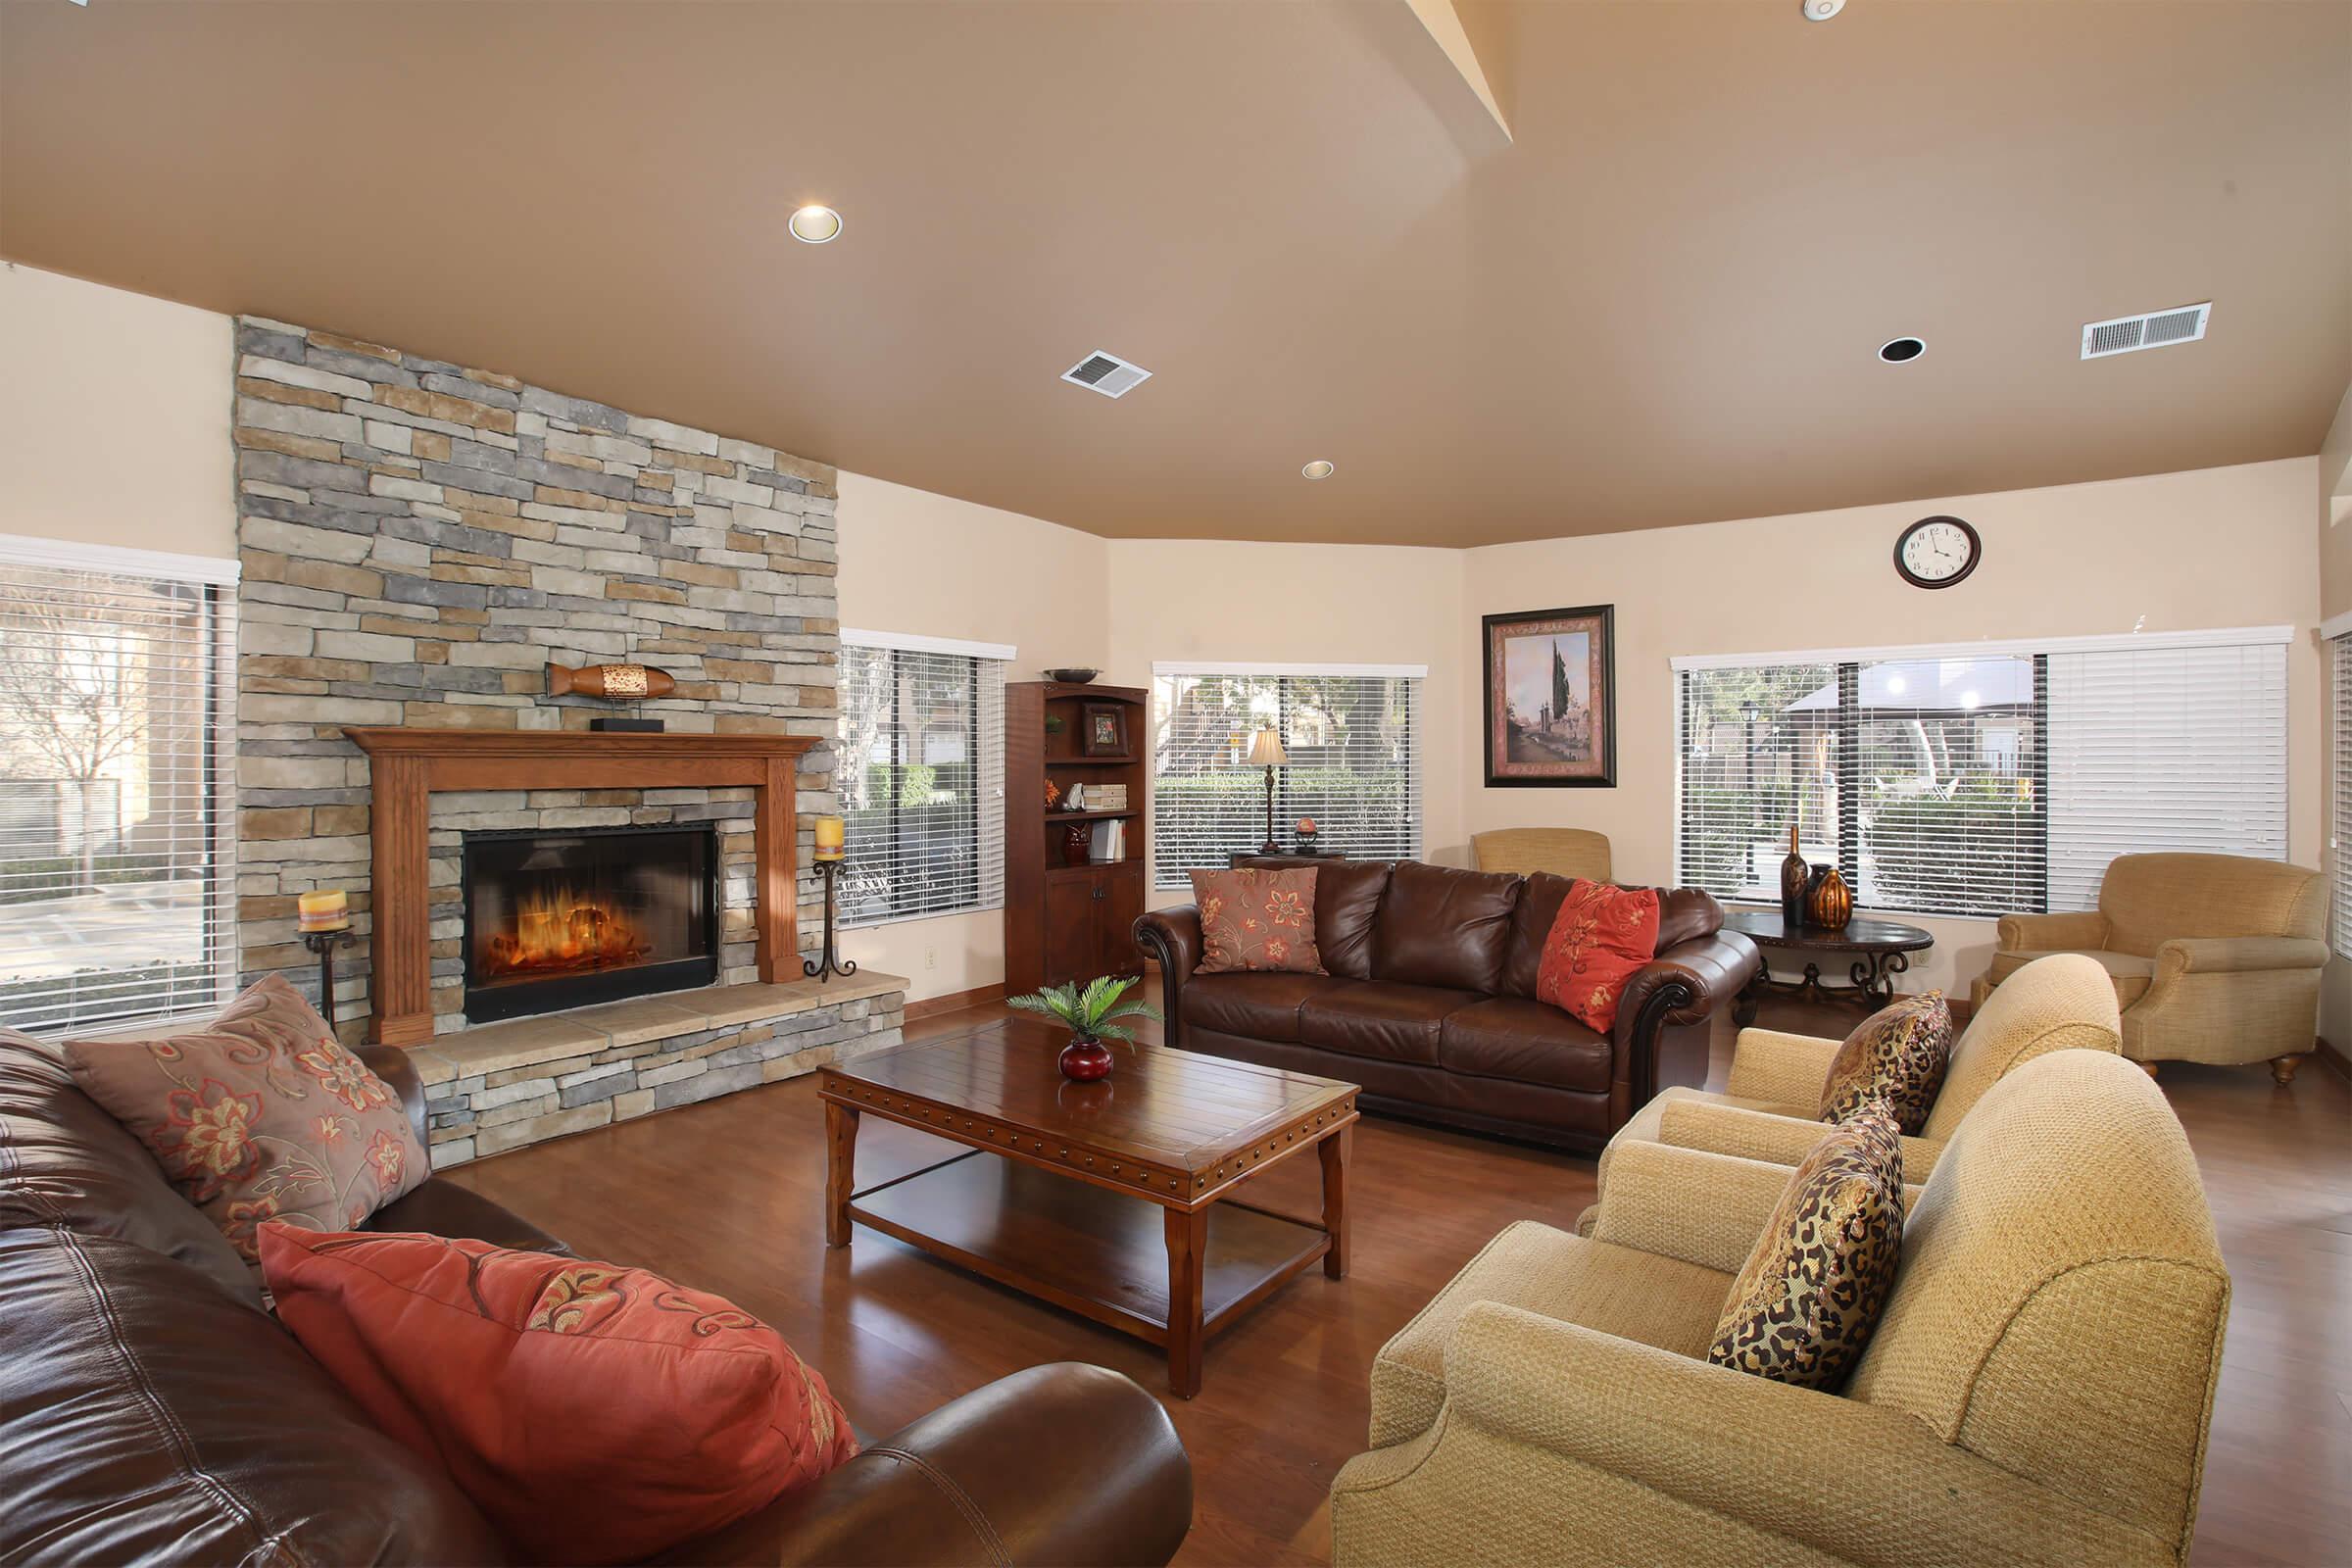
[1779,824,1809,927]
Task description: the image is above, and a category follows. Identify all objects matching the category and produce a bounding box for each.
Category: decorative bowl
[1046,667,1100,684]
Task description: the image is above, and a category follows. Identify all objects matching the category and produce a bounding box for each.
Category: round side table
[1722,908,1935,1027]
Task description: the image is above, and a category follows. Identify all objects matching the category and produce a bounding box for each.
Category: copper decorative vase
[1807,865,1854,931]
[1058,1036,1114,1081]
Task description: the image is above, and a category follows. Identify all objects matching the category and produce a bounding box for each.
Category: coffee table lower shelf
[850,1151,1331,1352]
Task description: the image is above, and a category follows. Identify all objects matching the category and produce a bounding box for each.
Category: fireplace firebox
[460,824,718,1023]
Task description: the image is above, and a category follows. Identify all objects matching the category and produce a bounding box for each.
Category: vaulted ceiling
[2,0,2345,546]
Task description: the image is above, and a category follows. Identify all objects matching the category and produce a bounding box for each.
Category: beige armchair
[1588,952,2120,1203]
[1470,827,1611,881]
[1972,852,2325,1083]
[1331,1051,2230,1568]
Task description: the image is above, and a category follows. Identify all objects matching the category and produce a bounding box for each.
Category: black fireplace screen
[461,823,718,1022]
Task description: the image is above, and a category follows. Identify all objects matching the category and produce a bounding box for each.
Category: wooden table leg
[1319,1125,1351,1280]
[1163,1205,1206,1398]
[824,1100,858,1248]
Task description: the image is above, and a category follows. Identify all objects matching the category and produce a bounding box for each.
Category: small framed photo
[1080,703,1129,758]
[1482,604,1616,787]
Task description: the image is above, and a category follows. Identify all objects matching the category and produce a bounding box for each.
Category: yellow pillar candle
[813,815,846,861]
[297,889,351,933]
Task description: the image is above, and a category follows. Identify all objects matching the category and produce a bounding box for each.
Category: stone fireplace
[461,822,718,1023]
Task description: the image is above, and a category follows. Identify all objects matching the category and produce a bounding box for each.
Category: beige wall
[1103,539,1472,909]
[1462,457,2326,996]
[0,264,234,558]
[832,471,1110,1000]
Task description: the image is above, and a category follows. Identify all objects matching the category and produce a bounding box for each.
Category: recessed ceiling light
[1879,336,1926,364]
[788,205,843,244]
[1301,461,1335,480]
[1800,0,1843,18]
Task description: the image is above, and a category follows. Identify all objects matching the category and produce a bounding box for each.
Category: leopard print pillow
[1817,991,1951,1135]
[1707,1108,1904,1390]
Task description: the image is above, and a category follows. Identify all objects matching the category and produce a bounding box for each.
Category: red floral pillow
[63,973,426,1267]
[1190,866,1324,974]
[1535,877,1661,1033]
[263,1225,859,1564]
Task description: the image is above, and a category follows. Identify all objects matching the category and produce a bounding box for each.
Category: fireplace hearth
[461,823,718,1023]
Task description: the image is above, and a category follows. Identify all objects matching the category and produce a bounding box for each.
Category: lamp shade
[1245,726,1289,768]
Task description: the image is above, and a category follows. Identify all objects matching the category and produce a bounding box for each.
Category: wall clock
[1893,514,1981,589]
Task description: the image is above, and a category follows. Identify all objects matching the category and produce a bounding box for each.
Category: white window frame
[835,630,1010,928]
[2326,610,2352,960]
[0,533,240,1035]
[1149,661,1427,891]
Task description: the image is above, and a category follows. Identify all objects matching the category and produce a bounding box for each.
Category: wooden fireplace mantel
[344,726,820,1047]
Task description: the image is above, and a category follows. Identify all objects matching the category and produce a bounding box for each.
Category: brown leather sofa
[0,1025,1193,1567]
[1134,858,1759,1153]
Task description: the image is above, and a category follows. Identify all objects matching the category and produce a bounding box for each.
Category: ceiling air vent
[1060,350,1152,399]
[2081,302,2210,361]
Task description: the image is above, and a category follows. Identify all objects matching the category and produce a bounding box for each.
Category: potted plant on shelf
[1007,975,1163,1081]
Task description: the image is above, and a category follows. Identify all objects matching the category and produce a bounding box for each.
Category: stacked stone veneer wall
[228,317,839,1038]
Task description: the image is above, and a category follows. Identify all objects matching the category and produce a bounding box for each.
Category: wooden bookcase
[1004,681,1149,995]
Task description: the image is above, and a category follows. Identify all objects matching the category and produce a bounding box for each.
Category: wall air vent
[2081,302,2210,361]
[1060,350,1152,399]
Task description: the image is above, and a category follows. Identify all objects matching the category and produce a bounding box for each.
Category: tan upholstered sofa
[1972,852,2325,1083]
[1591,952,2121,1200]
[1330,1051,2230,1568]
[1469,827,1611,882]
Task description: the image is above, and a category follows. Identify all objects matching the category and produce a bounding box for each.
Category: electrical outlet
[923,947,936,970]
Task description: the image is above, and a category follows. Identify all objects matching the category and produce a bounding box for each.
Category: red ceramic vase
[1057,1035,1114,1081]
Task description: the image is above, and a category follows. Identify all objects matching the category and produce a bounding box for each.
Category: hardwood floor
[448,998,2352,1566]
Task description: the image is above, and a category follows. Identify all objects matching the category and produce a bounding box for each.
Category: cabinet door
[1098,862,1146,977]
[1043,876,1099,987]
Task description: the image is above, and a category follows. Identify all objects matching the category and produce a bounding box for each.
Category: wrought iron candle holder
[804,857,858,983]
[303,926,358,1026]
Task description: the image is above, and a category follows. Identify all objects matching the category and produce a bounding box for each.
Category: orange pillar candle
[813,815,846,861]
[297,889,351,933]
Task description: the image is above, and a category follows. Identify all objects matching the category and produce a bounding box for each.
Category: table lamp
[1247,724,1289,855]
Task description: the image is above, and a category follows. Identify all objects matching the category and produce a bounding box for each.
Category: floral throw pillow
[1817,991,1953,1135]
[64,973,427,1266]
[1190,867,1324,974]
[1707,1107,1905,1391]
[1534,877,1661,1033]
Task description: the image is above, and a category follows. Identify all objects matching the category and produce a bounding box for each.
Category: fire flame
[480,881,652,979]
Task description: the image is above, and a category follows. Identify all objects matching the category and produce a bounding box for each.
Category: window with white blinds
[1150,667,1422,891]
[2331,630,2352,959]
[1673,628,2289,920]
[0,542,239,1034]
[836,638,1006,926]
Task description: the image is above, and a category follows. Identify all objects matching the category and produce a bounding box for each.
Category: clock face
[1894,515,1981,589]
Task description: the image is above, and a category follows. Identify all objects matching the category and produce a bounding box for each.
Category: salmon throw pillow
[261,1226,858,1565]
[64,973,426,1268]
[1190,866,1324,974]
[1534,878,1661,1033]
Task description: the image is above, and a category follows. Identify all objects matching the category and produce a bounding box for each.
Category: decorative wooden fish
[545,662,676,700]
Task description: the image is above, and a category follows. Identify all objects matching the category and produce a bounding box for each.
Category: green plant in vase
[1007,974,1162,1081]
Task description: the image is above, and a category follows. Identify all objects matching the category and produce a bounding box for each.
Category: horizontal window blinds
[0,559,238,1034]
[2335,633,2352,960]
[837,643,1005,926]
[1675,629,2286,920]
[1152,671,1421,891]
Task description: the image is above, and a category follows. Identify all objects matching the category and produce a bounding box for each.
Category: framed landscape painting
[1482,604,1615,787]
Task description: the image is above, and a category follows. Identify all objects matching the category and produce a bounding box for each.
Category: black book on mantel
[589,716,664,733]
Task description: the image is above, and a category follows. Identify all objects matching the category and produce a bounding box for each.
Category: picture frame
[1482,604,1616,787]
[1079,702,1128,758]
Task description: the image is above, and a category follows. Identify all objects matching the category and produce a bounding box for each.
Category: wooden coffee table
[818,1035,1359,1397]
[1723,908,1936,1025]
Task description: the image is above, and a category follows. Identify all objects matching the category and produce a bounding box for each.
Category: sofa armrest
[1611,930,1761,1101]
[1584,1140,1797,1275]
[1721,1027,1840,1105]
[1995,908,2111,952]
[1133,906,1203,1043]
[359,1043,428,1149]
[1656,1098,1948,1184]
[659,1362,1193,1567]
[2152,935,2329,977]
[1418,1302,2163,1565]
